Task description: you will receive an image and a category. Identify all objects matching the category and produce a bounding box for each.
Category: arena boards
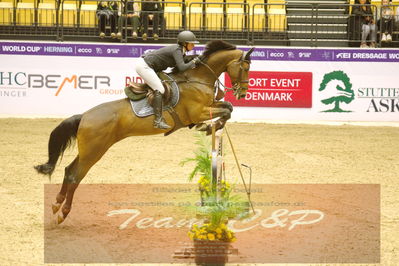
[1,41,399,122]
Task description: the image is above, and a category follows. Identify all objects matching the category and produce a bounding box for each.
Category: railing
[60,0,111,41]
[251,2,292,46]
[0,1,398,47]
[0,0,59,38]
[187,2,250,42]
[318,3,379,47]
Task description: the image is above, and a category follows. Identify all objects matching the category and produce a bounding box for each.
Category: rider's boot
[152,90,171,129]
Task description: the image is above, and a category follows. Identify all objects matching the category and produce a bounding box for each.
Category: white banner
[232,60,399,122]
[0,55,137,116]
[1,51,398,122]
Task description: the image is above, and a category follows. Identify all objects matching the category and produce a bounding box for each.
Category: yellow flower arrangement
[183,132,247,246]
[198,176,231,198]
[188,222,236,242]
[198,176,211,193]
[220,179,231,195]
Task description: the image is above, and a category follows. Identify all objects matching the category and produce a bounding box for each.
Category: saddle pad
[129,74,179,118]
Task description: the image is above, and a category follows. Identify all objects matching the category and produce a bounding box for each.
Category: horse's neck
[175,50,241,87]
[204,50,242,82]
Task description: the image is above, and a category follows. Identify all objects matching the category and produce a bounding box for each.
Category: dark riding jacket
[143,44,196,73]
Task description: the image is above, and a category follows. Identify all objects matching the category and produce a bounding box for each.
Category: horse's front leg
[211,101,233,113]
[187,101,233,131]
[196,105,232,135]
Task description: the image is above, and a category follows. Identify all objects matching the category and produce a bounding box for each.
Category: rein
[200,61,232,93]
[168,51,250,97]
[199,51,250,98]
[199,52,249,93]
[168,60,234,92]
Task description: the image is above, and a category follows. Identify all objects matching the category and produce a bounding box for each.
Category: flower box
[193,239,230,265]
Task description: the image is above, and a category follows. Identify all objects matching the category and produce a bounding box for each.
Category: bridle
[225,52,251,98]
[199,49,252,98]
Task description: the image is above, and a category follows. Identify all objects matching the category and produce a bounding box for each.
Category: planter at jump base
[194,239,229,265]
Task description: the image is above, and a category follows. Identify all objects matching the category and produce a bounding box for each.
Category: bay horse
[35,40,253,224]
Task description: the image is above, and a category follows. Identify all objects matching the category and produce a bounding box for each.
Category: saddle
[125,72,173,106]
[126,72,183,136]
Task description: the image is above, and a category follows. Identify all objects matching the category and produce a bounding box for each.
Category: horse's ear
[244,47,254,61]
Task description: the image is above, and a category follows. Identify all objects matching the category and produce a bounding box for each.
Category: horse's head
[226,47,254,100]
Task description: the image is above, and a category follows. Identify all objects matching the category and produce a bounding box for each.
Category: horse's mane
[171,40,237,74]
[202,40,236,58]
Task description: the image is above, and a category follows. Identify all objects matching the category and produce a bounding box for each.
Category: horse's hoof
[57,215,65,224]
[195,123,208,131]
[52,203,61,214]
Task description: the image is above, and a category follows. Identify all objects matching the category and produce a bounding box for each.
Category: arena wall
[1,41,398,122]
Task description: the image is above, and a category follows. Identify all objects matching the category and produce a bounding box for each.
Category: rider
[135,31,201,129]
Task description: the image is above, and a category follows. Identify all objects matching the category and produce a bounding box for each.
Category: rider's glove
[192,56,202,66]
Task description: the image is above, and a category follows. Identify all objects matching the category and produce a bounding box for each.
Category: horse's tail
[34,114,82,176]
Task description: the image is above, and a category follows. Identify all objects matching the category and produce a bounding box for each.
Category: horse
[35,40,253,224]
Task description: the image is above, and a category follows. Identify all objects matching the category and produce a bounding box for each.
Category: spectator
[349,0,368,46]
[396,4,399,31]
[117,1,141,39]
[396,5,399,31]
[96,1,118,39]
[378,0,394,42]
[352,0,377,48]
[141,0,163,40]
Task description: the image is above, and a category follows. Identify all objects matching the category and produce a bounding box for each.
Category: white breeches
[135,58,165,94]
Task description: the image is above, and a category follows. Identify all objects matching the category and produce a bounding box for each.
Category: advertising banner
[0,55,133,116]
[1,41,398,121]
[225,71,312,108]
[230,60,398,122]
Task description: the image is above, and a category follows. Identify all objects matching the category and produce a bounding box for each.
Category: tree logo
[319,71,355,112]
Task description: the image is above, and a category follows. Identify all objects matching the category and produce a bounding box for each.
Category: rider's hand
[192,56,202,66]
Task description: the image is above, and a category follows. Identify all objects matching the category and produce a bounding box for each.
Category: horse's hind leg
[57,156,89,224]
[56,157,91,224]
[52,157,79,214]
[57,140,112,224]
[58,183,80,224]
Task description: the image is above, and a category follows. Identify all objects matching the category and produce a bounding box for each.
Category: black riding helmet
[177,31,199,46]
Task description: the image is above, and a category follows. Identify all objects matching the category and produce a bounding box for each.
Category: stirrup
[154,118,171,129]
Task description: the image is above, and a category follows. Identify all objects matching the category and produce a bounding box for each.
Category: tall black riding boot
[152,91,171,129]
